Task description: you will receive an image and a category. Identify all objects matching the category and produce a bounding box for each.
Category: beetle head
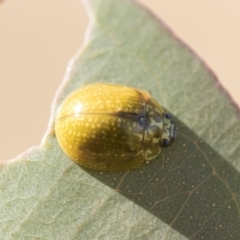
[160,113,177,147]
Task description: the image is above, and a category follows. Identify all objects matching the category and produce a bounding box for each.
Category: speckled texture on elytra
[55,83,174,171]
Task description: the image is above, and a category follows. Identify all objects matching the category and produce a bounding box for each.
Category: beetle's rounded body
[55,83,176,171]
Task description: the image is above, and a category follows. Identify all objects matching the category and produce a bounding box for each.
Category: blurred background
[0,0,239,160]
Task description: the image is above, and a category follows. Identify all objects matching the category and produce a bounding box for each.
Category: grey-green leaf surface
[1,0,240,239]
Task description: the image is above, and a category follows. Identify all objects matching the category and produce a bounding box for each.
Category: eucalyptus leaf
[1,0,240,239]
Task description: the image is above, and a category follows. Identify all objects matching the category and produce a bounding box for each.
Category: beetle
[55,83,177,171]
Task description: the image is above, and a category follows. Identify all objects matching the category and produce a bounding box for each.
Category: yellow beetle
[55,83,176,171]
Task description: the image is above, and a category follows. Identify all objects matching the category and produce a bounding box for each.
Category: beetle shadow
[84,116,240,239]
